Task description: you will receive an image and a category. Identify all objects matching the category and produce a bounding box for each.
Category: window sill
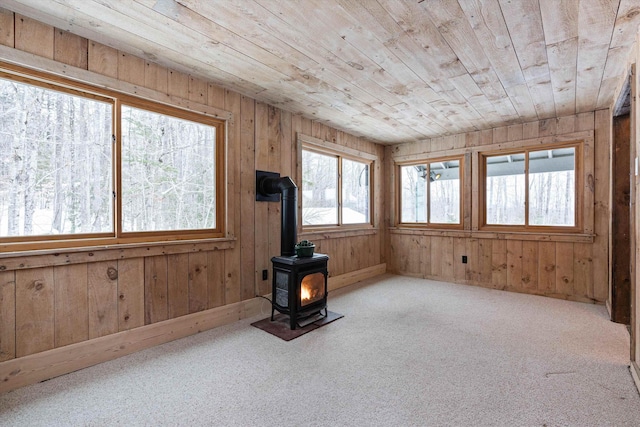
[0,237,236,271]
[300,227,378,240]
[389,227,594,243]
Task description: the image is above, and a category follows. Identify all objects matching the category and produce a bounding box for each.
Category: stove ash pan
[271,253,329,330]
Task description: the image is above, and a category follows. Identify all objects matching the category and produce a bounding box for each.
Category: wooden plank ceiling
[3,0,640,144]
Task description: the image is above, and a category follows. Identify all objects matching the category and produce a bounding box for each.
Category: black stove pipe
[258,176,297,256]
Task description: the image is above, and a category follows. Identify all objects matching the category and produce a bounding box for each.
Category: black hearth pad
[251,311,343,341]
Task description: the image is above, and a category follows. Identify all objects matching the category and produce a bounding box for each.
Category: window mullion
[114,100,122,239]
[337,156,343,226]
[524,151,530,227]
[426,163,431,224]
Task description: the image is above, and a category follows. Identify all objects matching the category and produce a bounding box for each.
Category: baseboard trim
[328,263,386,291]
[631,362,640,395]
[0,264,387,394]
[0,297,269,394]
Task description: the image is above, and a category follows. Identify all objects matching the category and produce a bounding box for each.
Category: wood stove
[256,170,330,329]
[271,253,328,329]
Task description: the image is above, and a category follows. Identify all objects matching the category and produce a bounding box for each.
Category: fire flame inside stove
[300,273,323,306]
[301,285,312,302]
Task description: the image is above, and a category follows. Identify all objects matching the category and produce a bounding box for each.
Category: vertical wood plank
[14,15,54,59]
[538,242,556,293]
[207,83,226,109]
[522,241,538,290]
[88,41,118,78]
[430,236,444,278]
[268,105,282,260]
[593,109,611,301]
[117,258,144,331]
[168,69,189,99]
[441,236,455,281]
[555,242,575,296]
[574,243,594,300]
[144,61,168,93]
[117,51,145,86]
[420,235,432,278]
[144,255,168,324]
[0,271,16,362]
[53,29,88,69]
[167,253,189,319]
[208,251,225,309]
[188,252,208,313]
[15,267,54,357]
[478,239,493,285]
[0,8,14,48]
[240,95,257,300]
[491,240,507,289]
[87,261,118,339]
[54,264,88,348]
[506,240,523,290]
[188,75,207,104]
[255,101,270,295]
[224,89,242,303]
[453,237,466,283]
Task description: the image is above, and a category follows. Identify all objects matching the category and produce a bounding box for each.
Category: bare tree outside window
[400,160,461,225]
[0,77,113,237]
[430,160,460,224]
[301,150,338,226]
[121,105,217,232]
[484,147,575,227]
[342,158,369,224]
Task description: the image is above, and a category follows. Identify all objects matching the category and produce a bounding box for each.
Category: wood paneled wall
[386,112,611,304]
[0,12,385,368]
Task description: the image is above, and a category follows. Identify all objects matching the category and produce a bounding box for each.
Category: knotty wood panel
[505,240,522,290]
[0,8,14,47]
[54,29,88,69]
[491,240,507,290]
[54,264,89,347]
[239,95,257,300]
[117,258,145,331]
[555,242,574,297]
[224,89,242,305]
[14,14,53,59]
[0,271,15,362]
[167,253,189,319]
[87,261,118,339]
[15,267,54,357]
[188,252,208,313]
[208,251,225,309]
[88,41,117,78]
[144,255,168,324]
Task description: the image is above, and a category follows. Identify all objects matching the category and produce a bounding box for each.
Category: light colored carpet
[1,274,639,426]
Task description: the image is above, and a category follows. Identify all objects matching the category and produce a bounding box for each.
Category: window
[481,143,579,229]
[398,158,462,226]
[300,135,374,228]
[0,65,225,250]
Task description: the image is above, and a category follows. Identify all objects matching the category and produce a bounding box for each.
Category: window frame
[478,140,583,233]
[0,62,226,252]
[298,133,376,231]
[396,155,464,230]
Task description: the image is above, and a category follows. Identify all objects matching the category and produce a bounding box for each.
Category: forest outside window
[0,66,225,250]
[398,158,462,227]
[301,146,372,228]
[481,143,579,230]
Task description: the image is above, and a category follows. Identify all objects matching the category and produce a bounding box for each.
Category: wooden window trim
[298,133,376,231]
[395,155,465,230]
[478,140,583,233]
[0,62,227,253]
